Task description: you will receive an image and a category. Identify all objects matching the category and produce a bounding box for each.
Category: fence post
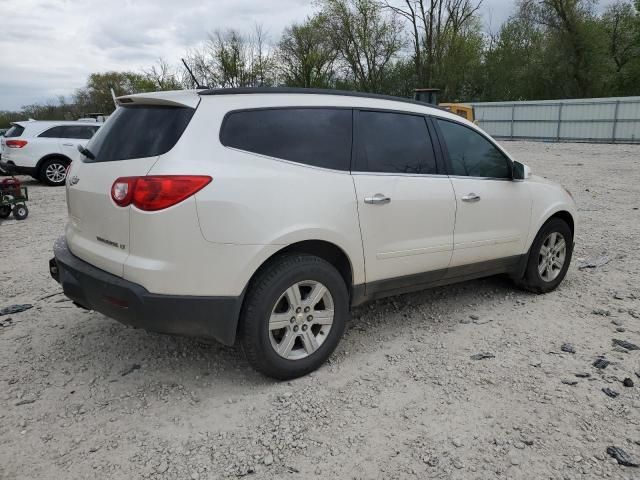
[612,100,620,143]
[556,103,563,142]
[510,104,515,139]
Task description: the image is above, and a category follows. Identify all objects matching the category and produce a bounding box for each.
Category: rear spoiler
[116,90,200,109]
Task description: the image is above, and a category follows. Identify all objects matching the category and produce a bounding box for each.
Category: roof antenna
[181,58,206,89]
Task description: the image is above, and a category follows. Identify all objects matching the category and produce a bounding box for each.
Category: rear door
[352,110,456,294]
[65,104,196,276]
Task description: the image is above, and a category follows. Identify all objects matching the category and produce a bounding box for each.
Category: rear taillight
[111,177,137,207]
[6,139,27,148]
[111,175,212,211]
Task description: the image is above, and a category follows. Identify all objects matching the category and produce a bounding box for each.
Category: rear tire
[0,206,10,218]
[40,158,68,186]
[515,218,573,293]
[240,254,349,380]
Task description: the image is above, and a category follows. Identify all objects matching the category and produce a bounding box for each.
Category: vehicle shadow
[59,273,535,393]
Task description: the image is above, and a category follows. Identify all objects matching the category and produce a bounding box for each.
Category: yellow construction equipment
[413,88,475,122]
[438,103,475,122]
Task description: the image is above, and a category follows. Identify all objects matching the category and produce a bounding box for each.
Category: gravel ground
[1,140,639,480]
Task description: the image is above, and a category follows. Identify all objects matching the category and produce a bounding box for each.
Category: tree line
[2,0,639,127]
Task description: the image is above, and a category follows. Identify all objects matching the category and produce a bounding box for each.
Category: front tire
[515,218,573,293]
[40,158,68,186]
[240,254,349,380]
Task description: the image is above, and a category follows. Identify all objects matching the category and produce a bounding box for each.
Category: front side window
[64,126,99,139]
[220,108,352,171]
[437,119,511,179]
[356,111,437,174]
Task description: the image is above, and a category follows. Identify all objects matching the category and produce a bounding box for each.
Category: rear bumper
[50,237,242,345]
[0,159,36,176]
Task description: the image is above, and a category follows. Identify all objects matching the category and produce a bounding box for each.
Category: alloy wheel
[269,280,334,360]
[538,231,566,282]
[45,163,67,183]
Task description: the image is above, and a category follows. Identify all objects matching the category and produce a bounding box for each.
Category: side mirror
[512,161,531,180]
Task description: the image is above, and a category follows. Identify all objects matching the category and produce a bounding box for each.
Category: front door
[435,118,532,267]
[352,110,456,293]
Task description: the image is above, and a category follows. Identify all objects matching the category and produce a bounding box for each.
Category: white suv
[50,88,576,379]
[0,120,101,185]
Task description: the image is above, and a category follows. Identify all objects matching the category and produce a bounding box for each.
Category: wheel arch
[234,239,354,347]
[548,210,574,238]
[36,153,72,179]
[526,206,576,253]
[248,240,354,293]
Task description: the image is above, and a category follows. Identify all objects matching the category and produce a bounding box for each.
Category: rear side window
[39,126,67,138]
[85,105,195,162]
[437,119,511,179]
[356,111,437,174]
[220,108,352,171]
[5,125,25,138]
[39,125,98,139]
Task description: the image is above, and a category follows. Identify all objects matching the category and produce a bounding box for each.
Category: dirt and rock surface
[1,140,639,479]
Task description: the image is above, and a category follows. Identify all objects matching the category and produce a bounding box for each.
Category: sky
[0,0,604,111]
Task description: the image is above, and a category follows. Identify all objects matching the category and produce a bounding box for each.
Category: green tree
[482,15,548,100]
[601,1,640,94]
[320,0,404,93]
[519,0,607,97]
[74,71,156,115]
[384,0,483,96]
[278,15,338,88]
[185,25,276,88]
[143,58,185,91]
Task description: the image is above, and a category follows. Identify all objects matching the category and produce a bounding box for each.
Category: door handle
[462,193,481,202]
[364,193,391,205]
[62,143,74,147]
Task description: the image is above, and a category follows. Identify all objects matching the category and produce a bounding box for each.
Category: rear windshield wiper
[77,144,95,160]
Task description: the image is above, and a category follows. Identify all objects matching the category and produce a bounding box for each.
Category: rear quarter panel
[145,95,366,290]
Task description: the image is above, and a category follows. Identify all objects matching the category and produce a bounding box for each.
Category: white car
[50,88,576,379]
[0,120,101,186]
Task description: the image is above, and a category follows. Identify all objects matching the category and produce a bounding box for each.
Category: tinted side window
[437,119,511,178]
[220,108,352,171]
[39,126,67,138]
[60,126,99,139]
[86,105,195,162]
[5,125,24,138]
[357,111,437,174]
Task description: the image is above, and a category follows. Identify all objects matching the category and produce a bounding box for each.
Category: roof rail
[198,87,444,109]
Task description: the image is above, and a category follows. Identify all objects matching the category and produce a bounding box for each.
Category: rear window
[220,108,352,171]
[84,105,195,162]
[5,125,24,138]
